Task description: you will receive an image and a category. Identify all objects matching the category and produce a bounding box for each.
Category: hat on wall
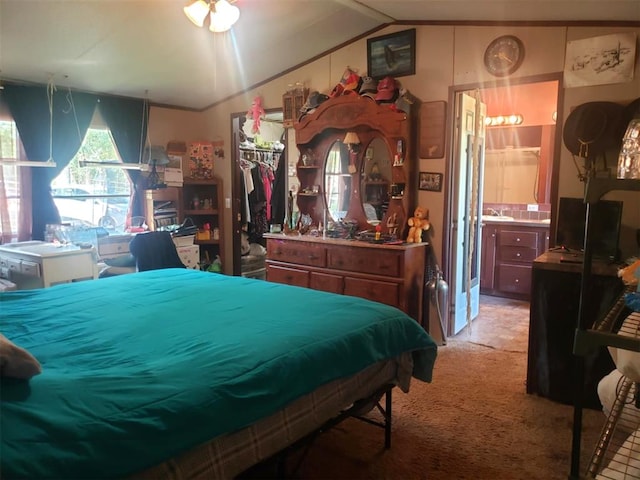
[375,76,398,102]
[562,101,625,159]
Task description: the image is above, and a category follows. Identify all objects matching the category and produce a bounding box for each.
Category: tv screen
[555,197,623,261]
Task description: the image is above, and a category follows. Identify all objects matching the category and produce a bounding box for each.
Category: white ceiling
[1,0,638,111]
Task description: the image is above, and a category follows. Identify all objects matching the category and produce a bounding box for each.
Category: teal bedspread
[1,268,437,479]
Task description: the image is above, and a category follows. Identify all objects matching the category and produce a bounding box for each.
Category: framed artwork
[367,28,416,79]
[564,32,637,88]
[419,172,443,192]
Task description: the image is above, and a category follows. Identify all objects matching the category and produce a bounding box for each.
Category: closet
[231,112,287,277]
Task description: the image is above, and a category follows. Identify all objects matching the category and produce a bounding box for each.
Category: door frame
[442,72,565,333]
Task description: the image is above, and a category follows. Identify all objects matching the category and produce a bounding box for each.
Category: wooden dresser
[265,234,427,326]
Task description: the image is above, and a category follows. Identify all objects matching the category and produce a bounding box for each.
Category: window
[0,121,25,242]
[52,128,132,232]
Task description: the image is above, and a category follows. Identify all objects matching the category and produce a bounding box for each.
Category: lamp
[343,131,361,152]
[144,146,171,190]
[183,0,240,33]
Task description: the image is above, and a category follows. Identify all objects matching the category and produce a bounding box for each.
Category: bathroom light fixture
[183,0,240,33]
[484,114,524,127]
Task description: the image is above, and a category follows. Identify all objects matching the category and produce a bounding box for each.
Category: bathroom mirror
[360,137,392,224]
[324,140,352,222]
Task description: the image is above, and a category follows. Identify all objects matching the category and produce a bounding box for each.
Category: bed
[1,268,437,479]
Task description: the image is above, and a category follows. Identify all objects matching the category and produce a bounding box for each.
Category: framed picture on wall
[419,172,443,192]
[367,28,416,79]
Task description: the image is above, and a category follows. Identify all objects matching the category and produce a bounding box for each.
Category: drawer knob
[516,237,521,242]
[516,253,521,257]
[515,278,520,283]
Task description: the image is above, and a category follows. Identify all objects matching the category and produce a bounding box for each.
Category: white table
[0,241,98,289]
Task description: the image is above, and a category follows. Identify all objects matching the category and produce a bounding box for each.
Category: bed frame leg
[385,387,392,449]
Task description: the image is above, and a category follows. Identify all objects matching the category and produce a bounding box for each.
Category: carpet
[242,298,607,479]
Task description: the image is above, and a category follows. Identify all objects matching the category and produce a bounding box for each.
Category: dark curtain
[98,96,149,219]
[3,85,97,239]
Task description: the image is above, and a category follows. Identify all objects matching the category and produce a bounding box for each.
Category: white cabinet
[0,241,98,289]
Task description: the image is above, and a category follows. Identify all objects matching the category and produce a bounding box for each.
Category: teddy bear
[618,259,640,289]
[406,206,430,243]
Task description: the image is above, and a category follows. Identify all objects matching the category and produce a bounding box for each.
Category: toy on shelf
[406,206,430,243]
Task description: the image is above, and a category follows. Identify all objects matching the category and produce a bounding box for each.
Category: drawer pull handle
[308,255,318,260]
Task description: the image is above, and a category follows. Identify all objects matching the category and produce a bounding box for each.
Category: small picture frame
[367,28,416,79]
[419,172,443,192]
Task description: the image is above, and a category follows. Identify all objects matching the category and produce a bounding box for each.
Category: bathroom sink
[481,215,515,222]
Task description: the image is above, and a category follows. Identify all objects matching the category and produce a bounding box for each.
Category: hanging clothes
[270,147,287,225]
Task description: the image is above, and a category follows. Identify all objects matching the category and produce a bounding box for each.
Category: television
[554,197,623,261]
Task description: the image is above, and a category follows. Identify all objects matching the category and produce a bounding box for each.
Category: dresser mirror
[324,140,352,222]
[360,136,392,224]
[294,95,415,239]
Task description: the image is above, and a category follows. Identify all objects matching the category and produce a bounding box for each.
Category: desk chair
[129,231,186,272]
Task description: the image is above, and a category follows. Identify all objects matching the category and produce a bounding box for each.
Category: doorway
[443,73,563,336]
[230,110,287,276]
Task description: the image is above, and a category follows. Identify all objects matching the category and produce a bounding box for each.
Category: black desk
[527,251,623,409]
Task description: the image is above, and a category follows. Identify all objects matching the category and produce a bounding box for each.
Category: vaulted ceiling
[1,0,638,111]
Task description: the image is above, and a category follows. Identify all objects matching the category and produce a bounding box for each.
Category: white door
[451,92,486,335]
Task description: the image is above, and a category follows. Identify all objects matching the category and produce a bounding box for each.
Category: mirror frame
[294,95,415,238]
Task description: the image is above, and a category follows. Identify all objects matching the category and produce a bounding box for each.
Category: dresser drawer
[328,248,401,277]
[499,245,538,263]
[267,239,326,267]
[266,264,309,288]
[497,264,531,296]
[498,230,538,249]
[344,277,399,307]
[310,271,343,294]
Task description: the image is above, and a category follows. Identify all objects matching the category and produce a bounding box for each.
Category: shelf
[298,165,320,169]
[195,239,220,245]
[184,209,220,215]
[183,177,220,185]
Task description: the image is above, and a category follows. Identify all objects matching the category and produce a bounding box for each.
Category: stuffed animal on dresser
[406,206,430,243]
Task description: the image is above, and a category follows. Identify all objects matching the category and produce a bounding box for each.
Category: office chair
[128,231,186,272]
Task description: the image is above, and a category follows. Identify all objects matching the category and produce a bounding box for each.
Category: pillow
[0,334,42,379]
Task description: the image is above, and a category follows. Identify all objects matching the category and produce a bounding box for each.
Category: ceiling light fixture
[183,0,240,33]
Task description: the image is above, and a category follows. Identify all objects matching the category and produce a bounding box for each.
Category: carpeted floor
[242,295,607,479]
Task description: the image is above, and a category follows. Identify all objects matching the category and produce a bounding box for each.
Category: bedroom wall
[162,24,640,272]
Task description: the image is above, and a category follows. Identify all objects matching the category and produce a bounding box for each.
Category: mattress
[1,269,437,479]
